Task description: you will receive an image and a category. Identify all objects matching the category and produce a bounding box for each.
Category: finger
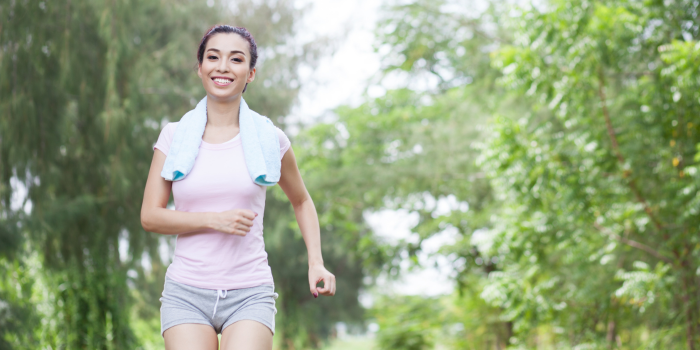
[317,278,332,295]
[239,210,256,220]
[236,219,253,230]
[231,225,248,236]
[309,279,318,298]
[232,229,246,236]
[224,225,240,235]
[321,275,334,296]
[327,275,335,296]
[237,218,254,227]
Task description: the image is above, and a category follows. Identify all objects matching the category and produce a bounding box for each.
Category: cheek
[200,63,215,78]
[236,67,252,82]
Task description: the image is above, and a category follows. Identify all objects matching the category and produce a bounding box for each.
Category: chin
[207,88,243,101]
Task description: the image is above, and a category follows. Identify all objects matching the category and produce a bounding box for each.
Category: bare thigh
[164,323,219,350]
[220,320,273,350]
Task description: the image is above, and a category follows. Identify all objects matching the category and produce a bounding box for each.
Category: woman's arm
[140,149,255,236]
[278,147,336,297]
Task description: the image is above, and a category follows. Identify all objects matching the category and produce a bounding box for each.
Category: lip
[211,76,234,86]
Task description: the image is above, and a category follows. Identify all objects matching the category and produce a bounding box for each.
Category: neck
[206,93,242,127]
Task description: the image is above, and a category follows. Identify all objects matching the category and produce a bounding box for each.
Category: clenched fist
[207,209,257,236]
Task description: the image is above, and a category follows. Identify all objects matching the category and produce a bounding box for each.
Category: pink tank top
[154,122,291,290]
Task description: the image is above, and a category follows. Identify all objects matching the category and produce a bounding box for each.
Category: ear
[197,64,203,79]
[247,67,256,83]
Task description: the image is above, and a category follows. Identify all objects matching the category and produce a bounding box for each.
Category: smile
[212,77,233,86]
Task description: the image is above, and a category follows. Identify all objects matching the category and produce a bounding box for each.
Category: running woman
[140,25,336,350]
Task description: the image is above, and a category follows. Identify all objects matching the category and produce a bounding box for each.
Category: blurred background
[2,0,700,349]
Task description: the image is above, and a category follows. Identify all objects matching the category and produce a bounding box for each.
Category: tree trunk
[681,260,697,350]
[606,320,616,349]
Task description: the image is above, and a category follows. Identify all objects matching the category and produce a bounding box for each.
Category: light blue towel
[160,96,281,186]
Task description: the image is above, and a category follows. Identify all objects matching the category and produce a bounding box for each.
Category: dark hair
[197,25,258,92]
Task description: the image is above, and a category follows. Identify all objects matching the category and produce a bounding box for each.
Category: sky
[290,0,383,125]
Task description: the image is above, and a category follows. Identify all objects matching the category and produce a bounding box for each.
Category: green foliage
[298,0,700,349]
[1,0,202,347]
[371,282,514,350]
[264,188,366,349]
[373,295,440,350]
[291,1,518,348]
[479,0,700,347]
[0,253,45,350]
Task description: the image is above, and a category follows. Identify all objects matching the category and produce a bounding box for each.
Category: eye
[232,58,243,63]
[207,55,218,60]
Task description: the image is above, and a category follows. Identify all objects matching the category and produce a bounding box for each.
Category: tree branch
[597,67,665,233]
[593,223,673,264]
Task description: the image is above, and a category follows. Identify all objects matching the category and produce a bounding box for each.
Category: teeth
[214,78,232,84]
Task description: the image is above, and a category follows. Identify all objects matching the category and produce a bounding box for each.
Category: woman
[140,25,335,350]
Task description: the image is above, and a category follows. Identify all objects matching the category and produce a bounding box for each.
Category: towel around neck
[160,96,282,186]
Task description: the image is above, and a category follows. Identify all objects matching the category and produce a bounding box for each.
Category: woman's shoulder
[154,122,180,155]
[160,122,180,139]
[164,121,179,133]
[275,126,291,156]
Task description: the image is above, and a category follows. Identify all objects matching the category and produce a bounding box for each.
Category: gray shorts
[160,277,278,336]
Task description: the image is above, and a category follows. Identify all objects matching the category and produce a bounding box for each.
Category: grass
[321,337,377,350]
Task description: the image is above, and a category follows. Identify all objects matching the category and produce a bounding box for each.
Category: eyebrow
[206,48,246,56]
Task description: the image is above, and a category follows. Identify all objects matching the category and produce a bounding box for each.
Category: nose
[216,57,229,73]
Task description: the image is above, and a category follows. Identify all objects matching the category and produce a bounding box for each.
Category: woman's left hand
[308,263,336,298]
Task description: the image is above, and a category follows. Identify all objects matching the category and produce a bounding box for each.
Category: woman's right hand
[207,209,257,236]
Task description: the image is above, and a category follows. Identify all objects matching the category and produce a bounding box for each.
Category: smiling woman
[140,25,336,350]
[197,25,258,95]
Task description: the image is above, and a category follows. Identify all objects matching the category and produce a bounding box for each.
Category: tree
[297,0,700,348]
[292,0,519,347]
[481,0,700,348]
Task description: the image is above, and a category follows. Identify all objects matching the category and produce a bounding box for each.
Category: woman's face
[198,33,256,102]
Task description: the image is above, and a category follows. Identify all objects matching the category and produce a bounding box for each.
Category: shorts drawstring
[212,289,228,318]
